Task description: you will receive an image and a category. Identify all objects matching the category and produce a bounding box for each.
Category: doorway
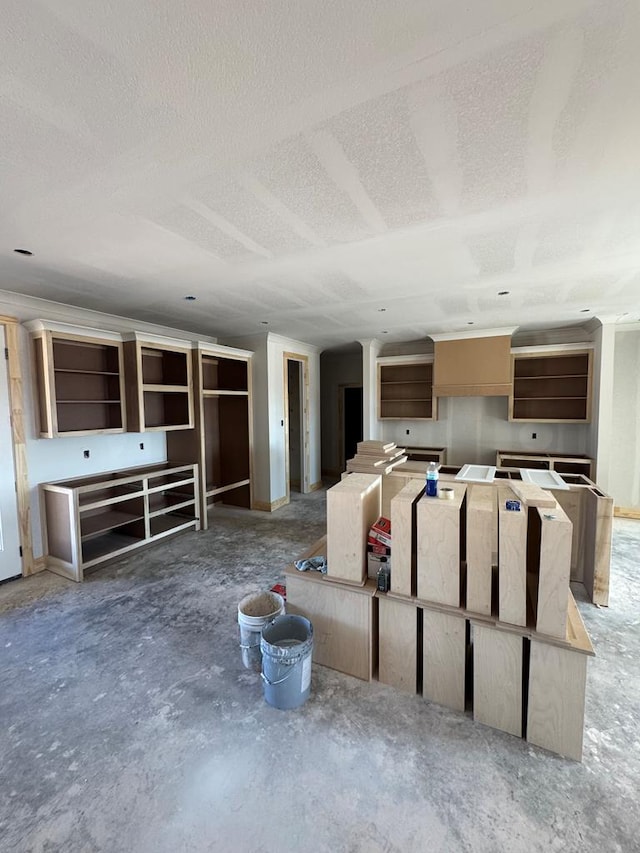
[0,325,22,582]
[284,352,310,501]
[339,384,363,470]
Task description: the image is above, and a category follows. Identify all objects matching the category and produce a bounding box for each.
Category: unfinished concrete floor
[1,488,639,853]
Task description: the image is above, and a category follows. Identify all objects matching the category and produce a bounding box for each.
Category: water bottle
[426,461,439,497]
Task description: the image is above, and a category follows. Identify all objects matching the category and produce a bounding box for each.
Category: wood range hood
[431,328,517,397]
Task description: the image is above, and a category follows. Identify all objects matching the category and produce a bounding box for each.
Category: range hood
[431,329,517,397]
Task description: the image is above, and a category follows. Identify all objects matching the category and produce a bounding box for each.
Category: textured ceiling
[2,0,640,349]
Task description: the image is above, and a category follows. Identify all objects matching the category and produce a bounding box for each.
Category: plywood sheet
[378,596,417,693]
[423,609,466,712]
[286,573,374,681]
[497,487,527,627]
[582,488,613,607]
[535,505,572,639]
[473,624,522,737]
[326,474,381,584]
[527,641,587,761]
[390,479,424,596]
[417,484,466,606]
[466,485,495,616]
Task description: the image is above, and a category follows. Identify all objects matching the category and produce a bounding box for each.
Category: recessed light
[184,295,197,301]
[261,321,269,325]
[14,248,33,256]
[498,291,510,296]
[378,308,387,312]
[381,330,389,334]
[467,321,474,325]
[580,308,590,313]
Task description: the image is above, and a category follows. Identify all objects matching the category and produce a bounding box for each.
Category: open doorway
[339,384,363,470]
[284,352,310,501]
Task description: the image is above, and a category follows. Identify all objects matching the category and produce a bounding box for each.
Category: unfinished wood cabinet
[25,321,126,437]
[473,624,523,737]
[416,484,467,606]
[40,463,200,581]
[377,355,436,420]
[378,596,418,693]
[326,474,381,584]
[167,343,253,525]
[423,609,467,712]
[124,334,193,432]
[510,348,593,423]
[496,450,594,480]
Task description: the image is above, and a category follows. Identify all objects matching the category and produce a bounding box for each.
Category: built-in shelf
[41,463,200,582]
[377,356,437,421]
[510,350,592,422]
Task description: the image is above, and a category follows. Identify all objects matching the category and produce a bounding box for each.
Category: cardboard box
[367,540,391,556]
[368,516,391,547]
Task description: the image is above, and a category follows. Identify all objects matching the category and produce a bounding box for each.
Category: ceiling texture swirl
[2,0,639,347]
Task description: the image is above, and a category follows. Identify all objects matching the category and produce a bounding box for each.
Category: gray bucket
[237,591,285,671]
[260,615,314,710]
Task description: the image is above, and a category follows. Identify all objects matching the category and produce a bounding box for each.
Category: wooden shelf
[29,327,126,437]
[510,350,592,423]
[377,358,436,421]
[41,463,200,581]
[124,338,194,431]
[166,345,254,526]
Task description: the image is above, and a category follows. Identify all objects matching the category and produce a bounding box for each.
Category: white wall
[266,334,321,501]
[320,349,363,475]
[380,395,590,466]
[610,327,640,508]
[223,331,321,507]
[0,289,220,557]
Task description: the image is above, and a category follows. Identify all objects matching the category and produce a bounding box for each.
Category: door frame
[0,315,33,576]
[337,383,363,472]
[283,352,310,503]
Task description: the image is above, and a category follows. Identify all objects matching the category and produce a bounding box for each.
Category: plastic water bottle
[426,461,439,498]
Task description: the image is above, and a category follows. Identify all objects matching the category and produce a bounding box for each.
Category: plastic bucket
[237,591,285,671]
[260,614,314,710]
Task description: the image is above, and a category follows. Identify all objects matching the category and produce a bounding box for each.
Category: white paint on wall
[381,395,589,467]
[610,328,640,508]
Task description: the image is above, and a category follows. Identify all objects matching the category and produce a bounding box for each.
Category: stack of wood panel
[345,440,408,474]
[287,470,602,761]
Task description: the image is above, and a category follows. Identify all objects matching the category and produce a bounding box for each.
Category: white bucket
[237,591,285,671]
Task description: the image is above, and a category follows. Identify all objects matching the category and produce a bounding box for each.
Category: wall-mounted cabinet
[166,343,253,527]
[40,462,200,581]
[25,322,126,437]
[123,334,194,432]
[377,355,436,420]
[510,348,592,423]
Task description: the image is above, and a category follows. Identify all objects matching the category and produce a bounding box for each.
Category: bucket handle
[260,668,297,687]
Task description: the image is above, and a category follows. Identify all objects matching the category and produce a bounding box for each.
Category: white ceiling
[2,0,640,349]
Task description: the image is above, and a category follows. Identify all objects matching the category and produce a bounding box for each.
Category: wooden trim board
[3,318,33,576]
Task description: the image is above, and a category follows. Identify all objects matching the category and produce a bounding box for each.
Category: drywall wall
[223,332,321,507]
[320,349,363,475]
[380,395,590,466]
[0,289,221,558]
[267,334,321,501]
[610,327,640,509]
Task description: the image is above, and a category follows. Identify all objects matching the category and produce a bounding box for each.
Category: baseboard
[614,506,640,520]
[252,495,290,513]
[309,480,324,492]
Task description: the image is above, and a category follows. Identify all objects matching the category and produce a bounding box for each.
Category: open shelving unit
[166,343,253,528]
[510,349,592,423]
[40,462,200,581]
[377,355,437,420]
[26,323,127,437]
[123,334,194,432]
[496,450,594,480]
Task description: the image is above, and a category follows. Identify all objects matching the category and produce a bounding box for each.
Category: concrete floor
[1,488,639,853]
